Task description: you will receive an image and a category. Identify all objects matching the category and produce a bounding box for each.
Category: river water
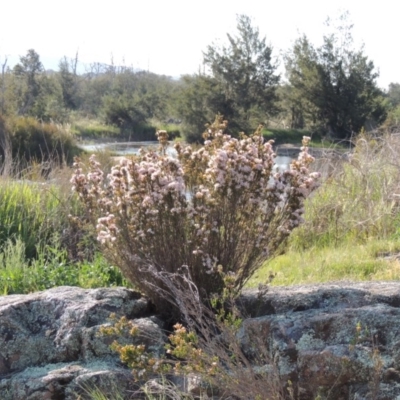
[79,141,293,171]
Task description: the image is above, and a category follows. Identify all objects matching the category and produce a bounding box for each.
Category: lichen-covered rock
[0,361,138,400]
[3,282,400,399]
[0,286,164,400]
[238,281,400,399]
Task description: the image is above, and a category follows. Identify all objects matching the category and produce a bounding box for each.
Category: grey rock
[238,281,400,399]
[3,282,400,399]
[0,286,164,400]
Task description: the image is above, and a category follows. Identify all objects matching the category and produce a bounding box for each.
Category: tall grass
[0,179,67,258]
[290,133,400,250]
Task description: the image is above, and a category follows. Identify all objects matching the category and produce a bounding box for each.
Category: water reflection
[80,141,177,157]
[79,141,293,170]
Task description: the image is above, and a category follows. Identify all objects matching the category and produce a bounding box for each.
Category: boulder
[2,282,400,399]
[238,281,400,399]
[0,286,165,400]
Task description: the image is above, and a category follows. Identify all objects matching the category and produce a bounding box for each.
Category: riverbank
[276,143,350,159]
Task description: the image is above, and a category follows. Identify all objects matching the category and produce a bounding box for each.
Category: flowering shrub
[71,116,319,317]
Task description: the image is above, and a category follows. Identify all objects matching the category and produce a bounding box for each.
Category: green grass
[71,117,120,139]
[71,116,181,142]
[262,128,320,146]
[247,239,400,287]
[262,127,347,149]
[0,160,129,295]
[0,179,71,259]
[149,118,182,141]
[0,238,129,295]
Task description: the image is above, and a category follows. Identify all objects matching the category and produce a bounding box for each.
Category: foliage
[203,14,280,134]
[4,115,80,165]
[12,49,44,116]
[96,69,180,139]
[176,74,232,143]
[102,94,147,130]
[7,49,66,121]
[0,179,66,259]
[382,105,400,132]
[381,82,400,131]
[387,82,400,107]
[0,237,127,295]
[284,13,387,139]
[0,16,394,149]
[72,116,319,318]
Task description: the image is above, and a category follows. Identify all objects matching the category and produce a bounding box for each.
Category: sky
[1,0,398,89]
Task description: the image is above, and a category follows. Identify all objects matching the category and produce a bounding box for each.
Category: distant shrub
[72,116,320,319]
[4,116,81,165]
[71,117,120,140]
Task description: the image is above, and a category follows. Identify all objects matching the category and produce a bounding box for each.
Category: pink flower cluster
[71,125,320,290]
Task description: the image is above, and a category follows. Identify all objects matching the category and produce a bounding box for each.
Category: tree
[102,93,147,130]
[176,74,234,142]
[58,53,80,110]
[13,49,44,115]
[285,14,386,139]
[203,14,280,133]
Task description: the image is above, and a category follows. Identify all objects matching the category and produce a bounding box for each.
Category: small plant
[72,115,320,318]
[100,282,289,400]
[349,322,384,400]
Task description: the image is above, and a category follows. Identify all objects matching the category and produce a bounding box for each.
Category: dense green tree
[100,69,179,134]
[102,93,146,129]
[285,16,386,139]
[175,74,235,142]
[202,14,280,133]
